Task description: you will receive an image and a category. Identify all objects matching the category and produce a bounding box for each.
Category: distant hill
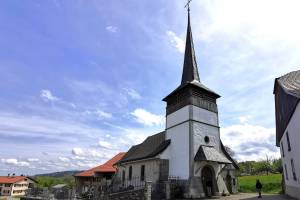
[35,170,82,178]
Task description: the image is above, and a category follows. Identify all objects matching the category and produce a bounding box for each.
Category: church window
[291,159,297,181]
[233,178,236,186]
[286,132,291,151]
[122,170,125,182]
[141,165,145,181]
[129,166,132,180]
[204,136,210,144]
[285,164,288,180]
[281,141,284,157]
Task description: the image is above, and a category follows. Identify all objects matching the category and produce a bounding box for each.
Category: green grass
[238,174,282,194]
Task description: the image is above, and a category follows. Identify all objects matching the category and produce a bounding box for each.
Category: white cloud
[124,88,141,100]
[199,0,300,46]
[58,157,70,162]
[40,89,59,102]
[221,123,280,162]
[96,110,112,119]
[166,31,185,53]
[2,159,30,167]
[84,109,113,120]
[238,116,251,124]
[98,140,113,149]
[131,108,164,126]
[27,158,39,162]
[72,148,84,156]
[106,26,118,33]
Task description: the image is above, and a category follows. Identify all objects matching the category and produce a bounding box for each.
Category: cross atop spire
[181,3,200,85]
[185,0,192,12]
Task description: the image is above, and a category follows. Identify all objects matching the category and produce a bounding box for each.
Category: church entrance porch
[225,174,232,194]
[201,166,217,197]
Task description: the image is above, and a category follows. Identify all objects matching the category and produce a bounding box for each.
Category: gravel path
[198,193,297,200]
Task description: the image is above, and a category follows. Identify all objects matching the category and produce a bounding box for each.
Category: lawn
[238,174,282,194]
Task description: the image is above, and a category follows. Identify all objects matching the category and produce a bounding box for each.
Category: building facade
[0,176,36,197]
[274,70,300,199]
[115,9,239,198]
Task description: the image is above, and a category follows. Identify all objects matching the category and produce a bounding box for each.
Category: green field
[238,174,283,194]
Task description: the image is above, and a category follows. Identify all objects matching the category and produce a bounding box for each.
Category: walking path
[200,193,296,200]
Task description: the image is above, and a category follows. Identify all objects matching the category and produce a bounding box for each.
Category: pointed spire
[181,9,200,85]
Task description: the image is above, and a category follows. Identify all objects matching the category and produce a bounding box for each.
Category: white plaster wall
[116,159,160,183]
[191,106,219,127]
[281,102,300,190]
[166,106,189,128]
[166,122,190,179]
[159,145,170,160]
[193,121,220,156]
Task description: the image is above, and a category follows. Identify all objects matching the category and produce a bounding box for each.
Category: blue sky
[0,0,299,175]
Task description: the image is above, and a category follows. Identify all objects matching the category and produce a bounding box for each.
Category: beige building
[0,176,36,197]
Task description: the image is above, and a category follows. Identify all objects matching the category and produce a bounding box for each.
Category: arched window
[129,166,132,180]
[122,170,125,182]
[141,165,145,181]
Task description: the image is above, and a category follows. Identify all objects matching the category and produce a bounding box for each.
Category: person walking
[256,179,263,198]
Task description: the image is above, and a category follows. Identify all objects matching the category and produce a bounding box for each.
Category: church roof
[181,11,200,85]
[163,80,220,101]
[194,145,231,164]
[117,131,170,164]
[163,11,220,102]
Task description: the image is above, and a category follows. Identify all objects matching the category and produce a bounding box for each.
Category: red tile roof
[0,176,29,184]
[75,152,125,177]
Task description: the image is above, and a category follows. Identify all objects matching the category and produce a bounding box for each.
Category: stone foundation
[286,185,300,199]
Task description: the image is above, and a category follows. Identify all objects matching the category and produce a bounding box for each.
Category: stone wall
[106,189,145,200]
[116,159,161,183]
[99,182,152,200]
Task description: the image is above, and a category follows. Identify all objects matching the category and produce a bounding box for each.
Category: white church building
[115,9,239,198]
[274,70,300,199]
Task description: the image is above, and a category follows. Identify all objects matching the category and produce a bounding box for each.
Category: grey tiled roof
[163,10,220,102]
[194,145,231,164]
[181,11,200,85]
[278,70,300,97]
[163,81,220,101]
[118,131,170,164]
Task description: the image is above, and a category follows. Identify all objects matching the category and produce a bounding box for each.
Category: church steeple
[163,3,220,115]
[181,10,200,85]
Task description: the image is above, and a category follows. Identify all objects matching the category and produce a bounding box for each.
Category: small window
[204,136,210,144]
[285,164,289,180]
[287,132,291,151]
[291,159,297,181]
[129,166,132,180]
[141,165,145,181]
[281,142,285,157]
[122,170,125,182]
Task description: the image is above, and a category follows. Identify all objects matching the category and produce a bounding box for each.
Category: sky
[0,0,299,175]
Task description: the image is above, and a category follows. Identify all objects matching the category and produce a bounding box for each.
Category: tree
[272,158,283,173]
